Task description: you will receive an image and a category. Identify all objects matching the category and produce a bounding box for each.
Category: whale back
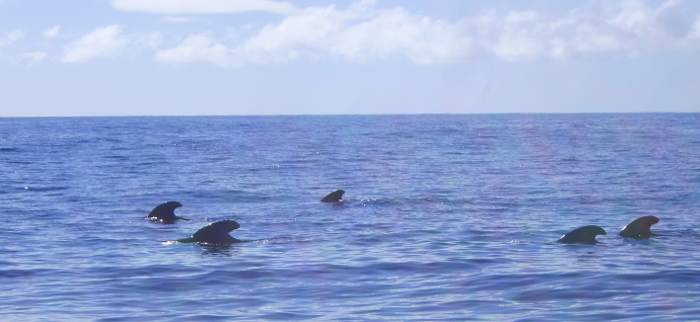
[192,220,242,245]
[321,190,345,202]
[557,225,607,244]
[620,216,659,239]
[148,201,183,223]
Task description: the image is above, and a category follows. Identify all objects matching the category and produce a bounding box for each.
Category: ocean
[1,114,699,321]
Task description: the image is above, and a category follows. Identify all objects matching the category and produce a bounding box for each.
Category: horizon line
[1,111,697,118]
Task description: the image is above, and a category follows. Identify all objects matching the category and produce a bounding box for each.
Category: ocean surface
[1,114,699,321]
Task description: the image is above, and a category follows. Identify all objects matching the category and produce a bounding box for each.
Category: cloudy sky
[1,0,700,116]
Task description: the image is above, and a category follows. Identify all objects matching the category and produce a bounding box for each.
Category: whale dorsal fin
[191,220,242,245]
[620,216,659,239]
[557,225,607,244]
[148,201,187,223]
[321,190,345,202]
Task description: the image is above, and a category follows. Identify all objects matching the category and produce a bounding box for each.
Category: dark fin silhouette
[620,216,659,239]
[183,220,243,245]
[557,225,607,244]
[147,201,189,224]
[175,237,196,243]
[321,190,345,202]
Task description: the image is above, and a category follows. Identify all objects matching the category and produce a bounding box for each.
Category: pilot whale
[620,216,660,239]
[557,225,607,244]
[147,201,189,224]
[321,190,345,202]
[176,220,243,245]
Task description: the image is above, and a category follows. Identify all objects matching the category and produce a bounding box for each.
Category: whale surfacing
[148,201,189,224]
[620,216,659,239]
[321,190,345,202]
[557,225,607,244]
[177,220,243,245]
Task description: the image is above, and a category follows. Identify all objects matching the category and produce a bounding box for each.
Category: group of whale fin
[147,190,346,245]
[148,190,659,246]
[557,215,660,244]
[147,200,242,245]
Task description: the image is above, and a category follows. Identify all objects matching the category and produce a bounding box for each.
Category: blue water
[1,114,700,321]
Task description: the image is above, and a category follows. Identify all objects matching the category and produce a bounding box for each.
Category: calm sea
[1,114,699,321]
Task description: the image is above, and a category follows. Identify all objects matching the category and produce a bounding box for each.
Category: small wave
[103,155,130,160]
[257,312,324,320]
[612,269,700,283]
[0,269,36,278]
[6,161,30,164]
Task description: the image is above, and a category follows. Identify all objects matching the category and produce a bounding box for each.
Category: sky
[1,0,700,116]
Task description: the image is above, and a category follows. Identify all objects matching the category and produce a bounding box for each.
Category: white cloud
[111,0,297,15]
[153,0,700,67]
[61,25,128,63]
[43,26,60,38]
[140,32,163,48]
[24,51,46,63]
[161,16,196,23]
[159,3,478,65]
[220,3,544,64]
[505,10,539,24]
[478,0,692,60]
[235,6,349,63]
[689,15,700,39]
[155,33,229,65]
[0,30,24,47]
[547,0,685,58]
[483,10,544,61]
[330,7,475,63]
